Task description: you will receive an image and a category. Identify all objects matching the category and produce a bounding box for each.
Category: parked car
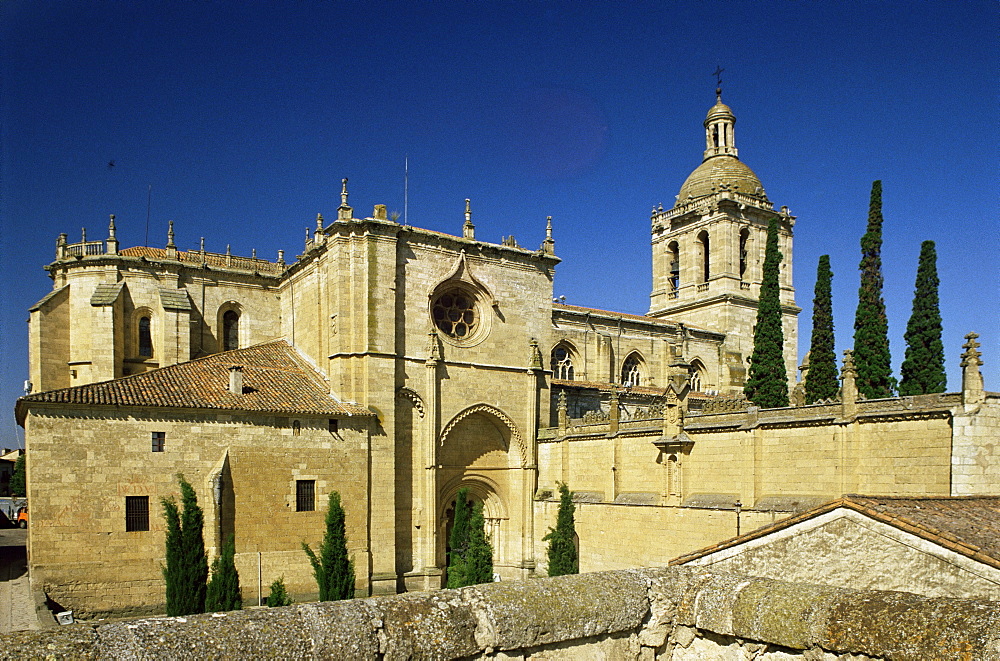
[15,506,27,529]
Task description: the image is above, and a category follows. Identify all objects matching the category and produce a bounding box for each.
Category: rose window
[432,288,478,339]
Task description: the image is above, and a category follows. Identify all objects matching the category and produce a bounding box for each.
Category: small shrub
[267,577,292,607]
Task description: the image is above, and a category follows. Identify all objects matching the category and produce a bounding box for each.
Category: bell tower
[649,89,799,391]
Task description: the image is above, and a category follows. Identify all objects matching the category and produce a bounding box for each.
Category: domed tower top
[704,88,738,160]
[676,89,766,204]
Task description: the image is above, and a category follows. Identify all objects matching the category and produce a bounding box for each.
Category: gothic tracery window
[551,345,574,380]
[432,287,478,340]
[621,354,642,387]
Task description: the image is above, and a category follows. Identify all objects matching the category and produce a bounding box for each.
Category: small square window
[296,480,315,512]
[329,419,338,433]
[151,431,165,452]
[126,496,149,531]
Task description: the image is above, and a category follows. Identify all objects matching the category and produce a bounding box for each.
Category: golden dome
[677,155,765,202]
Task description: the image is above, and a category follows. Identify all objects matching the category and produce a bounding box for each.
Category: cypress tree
[464,501,494,585]
[853,180,896,398]
[544,482,579,576]
[446,487,471,589]
[161,474,207,616]
[805,255,838,403]
[744,216,789,408]
[10,454,25,497]
[302,491,354,601]
[899,240,946,395]
[205,533,242,612]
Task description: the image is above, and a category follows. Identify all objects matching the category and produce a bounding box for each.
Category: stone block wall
[4,567,997,659]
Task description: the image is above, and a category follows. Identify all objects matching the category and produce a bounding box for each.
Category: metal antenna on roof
[404,155,409,227]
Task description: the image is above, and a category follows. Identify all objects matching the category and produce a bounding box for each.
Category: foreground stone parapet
[2,567,998,659]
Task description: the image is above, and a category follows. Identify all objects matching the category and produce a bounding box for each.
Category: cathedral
[16,93,998,617]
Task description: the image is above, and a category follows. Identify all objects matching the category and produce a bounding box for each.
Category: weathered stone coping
[1,567,997,659]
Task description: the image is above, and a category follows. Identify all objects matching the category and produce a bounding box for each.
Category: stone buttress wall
[3,567,997,660]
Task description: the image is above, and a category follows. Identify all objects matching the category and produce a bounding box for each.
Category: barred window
[296,480,315,512]
[125,496,149,532]
[151,431,165,452]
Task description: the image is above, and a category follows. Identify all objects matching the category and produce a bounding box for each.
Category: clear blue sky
[2,1,997,448]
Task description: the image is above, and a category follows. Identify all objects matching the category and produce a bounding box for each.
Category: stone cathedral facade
[17,94,1000,616]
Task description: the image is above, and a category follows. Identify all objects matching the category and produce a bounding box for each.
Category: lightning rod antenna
[404,155,409,226]
[144,184,152,246]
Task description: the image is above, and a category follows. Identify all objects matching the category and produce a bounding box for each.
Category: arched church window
[138,316,152,357]
[739,228,750,280]
[689,361,705,393]
[551,345,574,381]
[697,231,710,283]
[621,354,642,387]
[223,310,240,351]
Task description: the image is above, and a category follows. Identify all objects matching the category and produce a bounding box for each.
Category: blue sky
[2,1,997,448]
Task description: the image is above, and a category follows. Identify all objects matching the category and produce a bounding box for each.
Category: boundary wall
[2,567,997,660]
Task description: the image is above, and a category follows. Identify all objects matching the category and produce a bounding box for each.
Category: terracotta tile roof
[670,495,1000,570]
[16,340,373,420]
[117,246,283,273]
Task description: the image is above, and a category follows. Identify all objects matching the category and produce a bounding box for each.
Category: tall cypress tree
[302,491,354,601]
[899,240,946,395]
[853,181,896,398]
[744,216,789,408]
[805,255,838,403]
[446,487,471,589]
[162,474,207,616]
[544,482,579,576]
[464,501,494,585]
[10,454,25,497]
[206,533,242,612]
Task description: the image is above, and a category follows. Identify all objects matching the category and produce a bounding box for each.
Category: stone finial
[373,205,387,221]
[277,250,285,265]
[200,237,206,253]
[57,232,68,259]
[251,248,256,260]
[840,349,858,415]
[226,244,231,256]
[81,227,87,243]
[106,214,119,255]
[165,221,177,259]
[542,216,555,255]
[463,199,475,240]
[961,332,984,407]
[529,338,543,371]
[338,178,352,220]
[557,390,568,432]
[316,213,324,231]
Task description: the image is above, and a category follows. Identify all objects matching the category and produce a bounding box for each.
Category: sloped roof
[16,340,373,421]
[671,495,1000,570]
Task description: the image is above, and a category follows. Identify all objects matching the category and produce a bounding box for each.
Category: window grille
[125,496,149,531]
[296,480,315,512]
[151,431,165,452]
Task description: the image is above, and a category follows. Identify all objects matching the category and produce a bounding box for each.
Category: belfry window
[138,316,152,357]
[551,345,574,381]
[697,231,710,283]
[621,354,642,387]
[739,229,750,280]
[223,310,240,351]
[668,241,680,293]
